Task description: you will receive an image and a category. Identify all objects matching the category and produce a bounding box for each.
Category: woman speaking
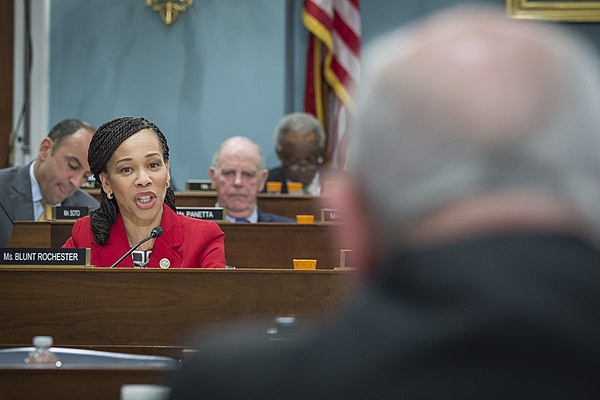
[63,117,225,268]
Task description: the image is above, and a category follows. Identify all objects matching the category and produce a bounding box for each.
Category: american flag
[303,0,360,168]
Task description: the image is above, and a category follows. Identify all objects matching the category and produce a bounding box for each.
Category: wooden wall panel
[8,221,347,269]
[0,268,352,357]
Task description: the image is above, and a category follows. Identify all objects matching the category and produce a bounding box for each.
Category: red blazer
[63,204,225,268]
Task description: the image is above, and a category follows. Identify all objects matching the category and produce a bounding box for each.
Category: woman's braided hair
[88,117,177,245]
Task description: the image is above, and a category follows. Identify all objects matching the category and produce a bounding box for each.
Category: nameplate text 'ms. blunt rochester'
[0,248,91,266]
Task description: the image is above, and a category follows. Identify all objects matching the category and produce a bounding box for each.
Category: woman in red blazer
[63,117,225,269]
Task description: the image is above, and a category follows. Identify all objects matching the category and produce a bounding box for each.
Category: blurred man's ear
[38,137,53,161]
[323,173,378,278]
[258,169,268,192]
[209,167,218,187]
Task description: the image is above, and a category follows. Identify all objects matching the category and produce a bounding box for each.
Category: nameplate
[177,207,224,221]
[52,206,90,220]
[80,176,101,189]
[185,179,213,192]
[0,248,91,266]
[321,208,340,223]
[339,249,355,269]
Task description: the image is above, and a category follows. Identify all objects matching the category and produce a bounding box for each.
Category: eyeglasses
[282,155,323,172]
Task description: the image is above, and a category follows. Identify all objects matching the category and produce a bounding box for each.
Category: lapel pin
[159,258,170,269]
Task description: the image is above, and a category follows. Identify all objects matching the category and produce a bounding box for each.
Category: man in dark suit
[170,6,600,399]
[267,112,328,195]
[210,136,293,223]
[0,119,99,247]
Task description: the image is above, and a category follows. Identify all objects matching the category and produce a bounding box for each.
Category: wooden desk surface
[8,221,346,269]
[86,189,324,219]
[0,367,172,400]
[0,268,353,358]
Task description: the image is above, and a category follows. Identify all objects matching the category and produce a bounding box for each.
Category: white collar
[215,202,259,223]
[29,161,43,203]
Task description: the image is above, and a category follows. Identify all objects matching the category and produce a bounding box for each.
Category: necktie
[234,218,250,223]
[38,201,53,221]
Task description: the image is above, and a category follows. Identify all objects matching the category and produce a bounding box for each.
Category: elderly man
[267,112,327,194]
[0,119,99,247]
[210,136,293,223]
[170,6,600,399]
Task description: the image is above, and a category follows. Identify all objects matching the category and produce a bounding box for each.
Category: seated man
[210,136,294,223]
[267,112,327,195]
[0,119,99,247]
[170,6,600,399]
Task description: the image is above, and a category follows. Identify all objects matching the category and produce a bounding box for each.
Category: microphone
[109,226,163,268]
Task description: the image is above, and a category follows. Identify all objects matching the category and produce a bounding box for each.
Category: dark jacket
[169,232,600,400]
[265,166,289,193]
[258,211,295,223]
[0,163,99,247]
[265,166,333,194]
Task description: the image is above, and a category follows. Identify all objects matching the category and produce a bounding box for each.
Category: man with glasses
[210,136,293,223]
[0,119,99,247]
[268,113,327,195]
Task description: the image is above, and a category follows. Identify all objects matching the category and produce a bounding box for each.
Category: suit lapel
[10,164,35,221]
[147,206,183,268]
[148,238,182,268]
[62,195,76,207]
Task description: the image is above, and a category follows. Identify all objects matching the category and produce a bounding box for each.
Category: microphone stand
[110,227,162,268]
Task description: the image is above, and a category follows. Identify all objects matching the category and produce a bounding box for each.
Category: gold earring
[107,191,114,199]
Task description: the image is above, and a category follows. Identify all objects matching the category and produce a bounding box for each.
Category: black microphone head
[150,226,163,238]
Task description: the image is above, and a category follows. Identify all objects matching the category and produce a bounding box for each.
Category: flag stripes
[303,0,360,168]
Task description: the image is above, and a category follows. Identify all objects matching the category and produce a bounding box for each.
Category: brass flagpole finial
[146,0,193,25]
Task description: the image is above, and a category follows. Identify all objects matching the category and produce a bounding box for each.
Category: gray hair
[274,112,326,151]
[211,136,265,173]
[352,6,600,243]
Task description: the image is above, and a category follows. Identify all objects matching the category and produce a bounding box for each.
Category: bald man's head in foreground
[169,8,600,400]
